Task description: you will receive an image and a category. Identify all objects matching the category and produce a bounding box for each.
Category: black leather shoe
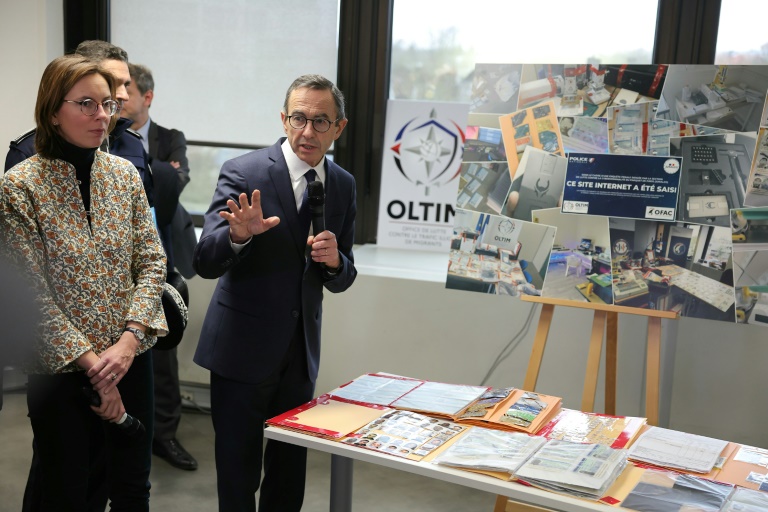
[152,438,198,471]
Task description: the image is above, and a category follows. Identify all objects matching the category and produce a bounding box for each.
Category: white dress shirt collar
[135,118,151,155]
[281,138,326,210]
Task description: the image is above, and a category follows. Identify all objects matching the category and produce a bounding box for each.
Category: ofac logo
[390,108,465,196]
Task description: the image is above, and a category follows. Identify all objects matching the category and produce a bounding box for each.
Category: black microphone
[82,387,146,438]
[307,181,326,268]
[307,181,325,235]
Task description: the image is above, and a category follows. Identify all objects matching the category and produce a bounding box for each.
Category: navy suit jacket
[193,139,357,384]
[146,120,195,275]
[146,120,189,227]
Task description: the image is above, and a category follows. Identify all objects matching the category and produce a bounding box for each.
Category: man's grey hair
[129,63,155,95]
[283,74,346,121]
[74,40,129,63]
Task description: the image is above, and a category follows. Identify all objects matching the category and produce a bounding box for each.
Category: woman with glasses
[0,55,167,511]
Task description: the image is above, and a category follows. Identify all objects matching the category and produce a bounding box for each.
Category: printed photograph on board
[499,101,565,179]
[731,206,768,326]
[505,147,567,222]
[744,127,768,207]
[561,153,682,221]
[671,132,756,227]
[609,218,735,322]
[518,64,667,118]
[532,208,613,305]
[456,161,513,214]
[470,63,523,115]
[446,209,556,298]
[559,116,609,154]
[658,64,768,133]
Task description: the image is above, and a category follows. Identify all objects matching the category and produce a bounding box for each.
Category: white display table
[264,426,622,512]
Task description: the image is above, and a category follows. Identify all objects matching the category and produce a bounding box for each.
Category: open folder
[266,394,391,440]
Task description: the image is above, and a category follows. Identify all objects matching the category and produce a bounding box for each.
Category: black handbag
[154,270,189,351]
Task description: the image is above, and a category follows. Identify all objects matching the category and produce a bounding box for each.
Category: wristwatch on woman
[124,326,146,342]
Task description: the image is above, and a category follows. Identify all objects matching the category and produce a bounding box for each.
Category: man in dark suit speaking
[193,74,357,512]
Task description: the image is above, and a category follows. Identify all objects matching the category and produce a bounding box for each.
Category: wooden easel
[493,296,678,512]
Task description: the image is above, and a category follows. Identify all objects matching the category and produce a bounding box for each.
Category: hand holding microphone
[82,387,146,439]
[307,181,341,270]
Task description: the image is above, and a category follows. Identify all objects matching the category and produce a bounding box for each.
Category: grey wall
[0,1,63,151]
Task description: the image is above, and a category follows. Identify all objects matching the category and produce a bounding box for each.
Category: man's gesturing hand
[220,189,281,243]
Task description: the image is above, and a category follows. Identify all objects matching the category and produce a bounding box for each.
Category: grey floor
[0,389,496,511]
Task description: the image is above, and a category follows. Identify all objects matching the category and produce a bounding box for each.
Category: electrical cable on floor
[182,398,211,414]
[479,302,539,386]
[182,400,211,414]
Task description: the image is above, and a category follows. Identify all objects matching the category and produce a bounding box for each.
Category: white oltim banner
[376,100,469,252]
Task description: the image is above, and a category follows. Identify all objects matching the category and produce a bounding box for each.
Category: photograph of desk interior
[609,218,735,321]
[661,64,768,133]
[518,64,665,119]
[533,209,613,304]
[446,209,555,297]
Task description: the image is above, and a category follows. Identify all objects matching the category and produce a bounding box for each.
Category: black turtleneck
[58,139,97,220]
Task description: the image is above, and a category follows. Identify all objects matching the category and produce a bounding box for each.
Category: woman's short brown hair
[34,55,118,159]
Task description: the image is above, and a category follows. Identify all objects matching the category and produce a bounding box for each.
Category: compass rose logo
[390,108,465,196]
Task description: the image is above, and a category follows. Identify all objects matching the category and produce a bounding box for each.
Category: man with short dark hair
[122,62,198,471]
[194,74,358,511]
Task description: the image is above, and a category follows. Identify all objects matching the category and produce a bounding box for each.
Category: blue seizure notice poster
[561,153,682,221]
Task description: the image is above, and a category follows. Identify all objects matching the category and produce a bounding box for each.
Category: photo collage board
[447,63,768,325]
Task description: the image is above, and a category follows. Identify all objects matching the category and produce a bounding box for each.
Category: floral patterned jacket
[0,151,167,374]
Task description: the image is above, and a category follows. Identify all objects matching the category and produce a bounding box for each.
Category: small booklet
[431,426,546,477]
[536,408,647,449]
[514,439,628,500]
